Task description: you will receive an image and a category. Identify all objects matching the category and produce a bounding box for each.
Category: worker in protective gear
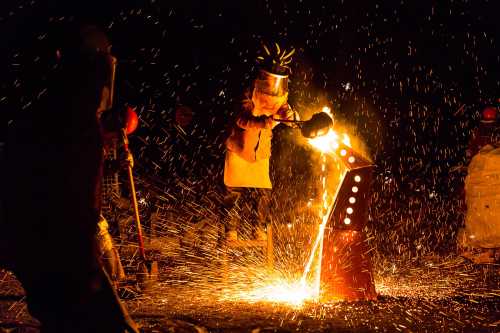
[99,105,141,285]
[223,44,298,241]
[3,24,139,333]
[460,105,500,264]
[466,106,500,160]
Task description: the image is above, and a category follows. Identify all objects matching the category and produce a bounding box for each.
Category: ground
[1,256,498,332]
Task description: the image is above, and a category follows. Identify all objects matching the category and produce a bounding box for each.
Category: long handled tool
[121,129,158,289]
[274,111,333,138]
[102,54,158,288]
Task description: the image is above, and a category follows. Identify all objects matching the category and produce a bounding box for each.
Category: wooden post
[266,223,274,270]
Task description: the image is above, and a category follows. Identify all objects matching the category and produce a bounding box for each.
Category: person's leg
[97,215,126,283]
[254,189,272,240]
[221,187,243,240]
[10,207,137,333]
[17,260,138,333]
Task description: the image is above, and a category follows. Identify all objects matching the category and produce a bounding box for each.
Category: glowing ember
[307,129,340,153]
[236,139,341,307]
[307,110,350,154]
[227,279,318,307]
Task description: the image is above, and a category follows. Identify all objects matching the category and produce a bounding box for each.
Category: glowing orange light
[344,217,351,225]
[346,207,354,214]
[349,197,356,204]
[352,186,359,193]
[348,156,355,163]
[229,278,317,307]
[354,175,361,182]
[307,112,350,154]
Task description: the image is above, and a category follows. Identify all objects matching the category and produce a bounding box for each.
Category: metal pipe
[122,129,146,260]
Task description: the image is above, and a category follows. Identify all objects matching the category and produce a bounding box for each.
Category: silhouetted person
[466,106,500,161]
[222,44,298,241]
[3,24,138,333]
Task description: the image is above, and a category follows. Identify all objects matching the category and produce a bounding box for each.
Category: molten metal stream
[233,108,351,306]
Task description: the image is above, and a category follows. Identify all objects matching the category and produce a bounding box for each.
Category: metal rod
[108,56,117,108]
[122,129,146,260]
[273,118,305,124]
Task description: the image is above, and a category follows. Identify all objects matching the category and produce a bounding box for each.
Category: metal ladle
[275,111,334,138]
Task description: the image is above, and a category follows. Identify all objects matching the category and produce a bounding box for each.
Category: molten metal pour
[307,108,377,301]
[234,107,375,305]
[275,111,334,138]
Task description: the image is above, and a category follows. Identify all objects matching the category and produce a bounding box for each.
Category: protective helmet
[254,43,295,96]
[481,106,497,123]
[77,25,117,115]
[254,70,288,96]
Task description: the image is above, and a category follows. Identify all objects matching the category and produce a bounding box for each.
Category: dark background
[2,0,500,258]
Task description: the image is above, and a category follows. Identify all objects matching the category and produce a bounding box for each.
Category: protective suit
[463,145,500,249]
[224,88,294,188]
[222,45,298,238]
[459,106,500,263]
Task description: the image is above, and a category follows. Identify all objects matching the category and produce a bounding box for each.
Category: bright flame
[228,154,333,308]
[233,108,354,307]
[299,152,346,301]
[308,129,340,153]
[307,128,350,155]
[234,280,317,307]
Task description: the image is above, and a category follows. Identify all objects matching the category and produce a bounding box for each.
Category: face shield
[252,70,289,116]
[254,69,288,96]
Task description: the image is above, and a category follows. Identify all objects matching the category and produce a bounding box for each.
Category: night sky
[3,0,500,258]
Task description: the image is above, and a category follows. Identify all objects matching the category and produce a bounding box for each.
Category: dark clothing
[466,121,500,160]
[221,187,271,232]
[2,49,137,332]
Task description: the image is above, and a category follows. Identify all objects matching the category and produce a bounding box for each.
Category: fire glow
[229,107,350,307]
[224,278,318,307]
[307,107,351,153]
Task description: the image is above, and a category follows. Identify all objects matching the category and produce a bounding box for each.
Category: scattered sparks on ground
[3,2,500,331]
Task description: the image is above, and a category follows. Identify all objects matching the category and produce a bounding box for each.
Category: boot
[226,230,238,241]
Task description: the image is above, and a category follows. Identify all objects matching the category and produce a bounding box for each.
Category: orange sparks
[224,107,351,307]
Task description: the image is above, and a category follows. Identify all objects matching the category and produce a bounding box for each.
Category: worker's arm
[275,103,300,127]
[466,128,479,162]
[235,111,273,129]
